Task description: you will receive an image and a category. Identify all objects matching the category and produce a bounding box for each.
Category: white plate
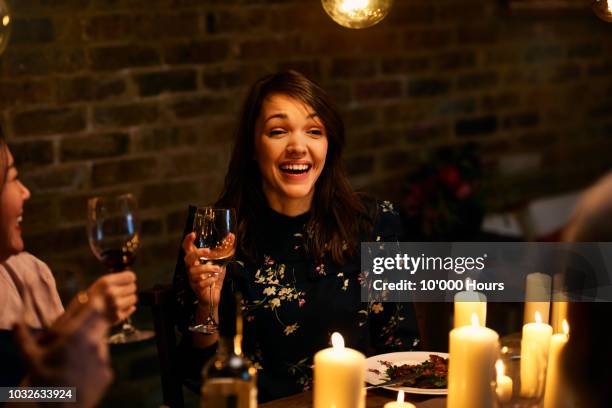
[365,351,449,395]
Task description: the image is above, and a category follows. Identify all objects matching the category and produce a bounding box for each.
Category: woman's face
[254,93,328,213]
[0,146,31,260]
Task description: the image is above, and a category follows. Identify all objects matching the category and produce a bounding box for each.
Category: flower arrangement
[399,144,484,241]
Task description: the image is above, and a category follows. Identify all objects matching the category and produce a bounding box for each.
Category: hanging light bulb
[592,0,612,22]
[321,0,394,29]
[0,0,11,56]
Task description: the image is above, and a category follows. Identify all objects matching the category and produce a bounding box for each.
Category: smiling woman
[173,71,419,402]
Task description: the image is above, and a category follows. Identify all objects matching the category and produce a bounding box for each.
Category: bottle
[201,292,257,407]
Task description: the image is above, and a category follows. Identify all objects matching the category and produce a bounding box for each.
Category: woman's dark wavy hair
[216,70,371,265]
[0,124,8,191]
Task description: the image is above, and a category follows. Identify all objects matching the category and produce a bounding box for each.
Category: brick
[164,40,230,65]
[434,50,476,71]
[403,28,452,50]
[407,78,450,97]
[330,58,377,79]
[139,180,200,209]
[61,132,130,161]
[94,77,128,100]
[85,12,199,42]
[502,113,539,129]
[205,8,269,34]
[56,76,94,103]
[93,103,159,127]
[380,149,414,171]
[239,36,300,60]
[90,46,160,71]
[13,108,86,137]
[22,164,89,192]
[10,17,55,44]
[587,60,612,77]
[162,150,224,178]
[524,45,564,64]
[277,61,322,81]
[304,30,400,56]
[354,80,402,101]
[386,4,435,25]
[342,107,379,130]
[480,93,521,113]
[455,116,498,137]
[8,140,55,170]
[344,154,374,177]
[457,24,498,45]
[58,194,91,223]
[457,72,499,91]
[434,98,477,117]
[346,128,403,154]
[405,122,451,144]
[136,70,197,97]
[170,96,233,119]
[202,68,242,90]
[141,217,164,236]
[5,49,86,76]
[26,226,89,256]
[381,56,430,75]
[551,64,582,83]
[132,126,198,152]
[0,80,54,109]
[167,207,190,233]
[92,157,158,187]
[568,43,603,59]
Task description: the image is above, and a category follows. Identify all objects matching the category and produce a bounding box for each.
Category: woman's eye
[308,129,324,136]
[268,129,285,137]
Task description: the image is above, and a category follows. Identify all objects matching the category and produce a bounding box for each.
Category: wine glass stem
[209,282,216,321]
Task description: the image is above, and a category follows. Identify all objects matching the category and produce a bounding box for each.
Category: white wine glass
[189,207,236,334]
[87,193,154,344]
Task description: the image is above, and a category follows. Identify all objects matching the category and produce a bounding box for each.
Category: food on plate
[370,354,448,388]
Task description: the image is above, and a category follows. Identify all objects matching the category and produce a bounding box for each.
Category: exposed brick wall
[1,0,611,297]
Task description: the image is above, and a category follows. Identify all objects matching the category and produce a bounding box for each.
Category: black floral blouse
[173,200,419,402]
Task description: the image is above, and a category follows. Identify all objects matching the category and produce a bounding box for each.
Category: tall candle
[543,320,569,408]
[523,272,552,325]
[454,290,487,328]
[495,359,513,403]
[448,314,499,408]
[520,311,553,398]
[551,300,568,333]
[383,391,416,408]
[314,332,365,408]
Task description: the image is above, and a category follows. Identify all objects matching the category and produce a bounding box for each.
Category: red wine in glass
[87,193,154,344]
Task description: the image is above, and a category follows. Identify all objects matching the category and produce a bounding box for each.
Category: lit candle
[448,313,499,408]
[551,300,568,333]
[495,359,513,403]
[520,311,553,398]
[523,272,552,325]
[543,320,569,408]
[383,391,416,408]
[454,290,487,328]
[314,332,365,408]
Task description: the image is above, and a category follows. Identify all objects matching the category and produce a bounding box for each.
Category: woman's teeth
[280,164,311,174]
[17,216,23,224]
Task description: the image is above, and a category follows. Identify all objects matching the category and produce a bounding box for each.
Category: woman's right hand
[182,232,227,309]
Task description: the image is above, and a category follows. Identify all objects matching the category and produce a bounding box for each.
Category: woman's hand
[182,232,229,310]
[13,292,113,408]
[85,271,138,325]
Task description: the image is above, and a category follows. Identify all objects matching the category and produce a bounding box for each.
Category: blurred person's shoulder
[3,252,54,283]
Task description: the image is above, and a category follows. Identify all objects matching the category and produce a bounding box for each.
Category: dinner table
[260,389,446,408]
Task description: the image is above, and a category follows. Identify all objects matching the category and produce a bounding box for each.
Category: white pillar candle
[520,311,553,398]
[454,290,487,328]
[495,359,513,403]
[448,314,499,408]
[314,332,365,408]
[543,320,569,408]
[523,272,552,325]
[551,300,568,334]
[383,391,416,408]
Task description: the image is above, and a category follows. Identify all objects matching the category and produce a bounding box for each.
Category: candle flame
[496,359,505,377]
[331,332,344,349]
[562,319,570,336]
[471,312,480,327]
[535,311,542,324]
[397,390,405,403]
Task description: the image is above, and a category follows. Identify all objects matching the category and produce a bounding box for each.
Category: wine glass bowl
[189,207,237,334]
[87,193,154,344]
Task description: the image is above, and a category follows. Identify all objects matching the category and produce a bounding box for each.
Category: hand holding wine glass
[87,193,154,344]
[183,207,236,334]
